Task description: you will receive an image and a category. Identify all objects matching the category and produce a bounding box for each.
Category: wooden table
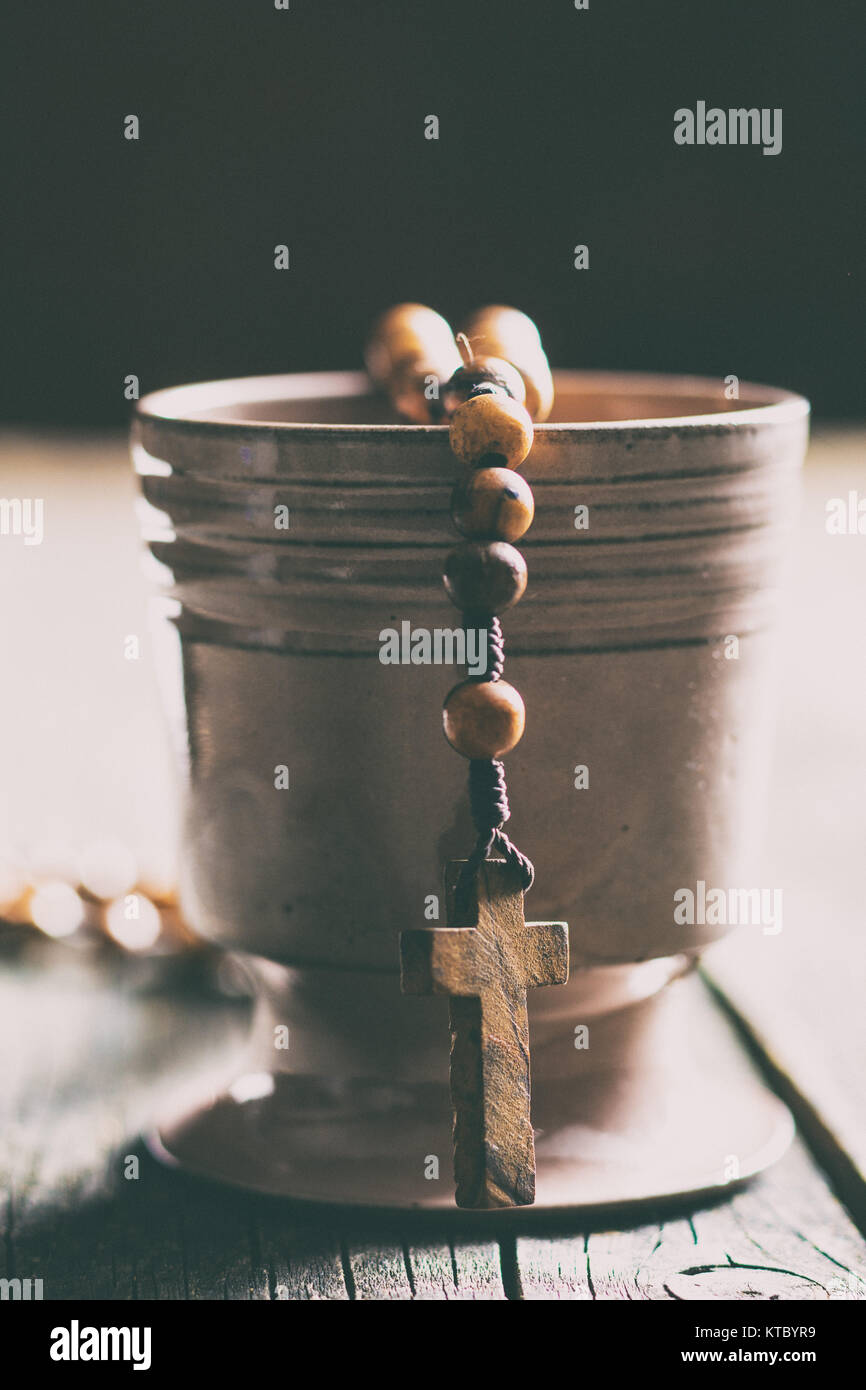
[1,428,864,1300]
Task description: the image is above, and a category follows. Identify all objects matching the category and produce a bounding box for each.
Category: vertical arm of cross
[400,859,569,1210]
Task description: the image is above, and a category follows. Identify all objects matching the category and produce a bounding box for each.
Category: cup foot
[148,971,793,1211]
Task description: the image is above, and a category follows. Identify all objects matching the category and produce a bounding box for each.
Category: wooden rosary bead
[365,302,461,390]
[451,467,534,542]
[439,356,526,419]
[443,678,525,760]
[449,392,534,470]
[390,360,448,424]
[458,306,554,422]
[443,541,527,613]
[512,351,554,424]
[462,305,543,355]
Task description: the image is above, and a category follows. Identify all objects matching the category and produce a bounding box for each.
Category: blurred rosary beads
[0,840,194,956]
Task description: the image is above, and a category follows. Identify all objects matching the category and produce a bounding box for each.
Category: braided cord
[455,615,534,916]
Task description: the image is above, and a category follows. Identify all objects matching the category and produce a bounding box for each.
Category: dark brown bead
[443,541,527,613]
[439,356,527,419]
[442,678,525,759]
[451,467,535,542]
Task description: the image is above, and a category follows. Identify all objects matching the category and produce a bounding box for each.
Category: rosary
[366,304,570,1209]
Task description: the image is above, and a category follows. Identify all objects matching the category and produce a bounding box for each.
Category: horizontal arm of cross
[400,927,482,997]
[400,920,568,997]
[522,921,569,988]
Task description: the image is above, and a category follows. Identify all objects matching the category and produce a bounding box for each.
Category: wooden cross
[400,859,569,1209]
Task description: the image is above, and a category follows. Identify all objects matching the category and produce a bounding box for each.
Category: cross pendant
[400,859,569,1209]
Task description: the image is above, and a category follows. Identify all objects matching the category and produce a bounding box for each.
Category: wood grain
[401,859,568,1208]
[516,1143,866,1300]
[1,947,865,1300]
[702,429,866,1222]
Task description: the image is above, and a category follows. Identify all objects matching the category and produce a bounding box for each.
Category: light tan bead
[449,393,534,470]
[462,305,543,356]
[390,360,451,424]
[458,306,555,422]
[514,352,554,423]
[365,303,458,386]
[443,679,525,760]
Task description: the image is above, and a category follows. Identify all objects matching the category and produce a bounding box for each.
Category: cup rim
[136,368,810,437]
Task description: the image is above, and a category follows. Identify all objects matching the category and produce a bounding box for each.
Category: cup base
[147,970,793,1212]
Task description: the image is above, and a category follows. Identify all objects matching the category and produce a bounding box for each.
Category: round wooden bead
[443,679,525,760]
[512,351,554,423]
[443,541,527,613]
[462,305,543,357]
[449,393,534,469]
[439,356,526,418]
[450,467,534,542]
[390,360,447,424]
[458,306,554,422]
[365,303,460,388]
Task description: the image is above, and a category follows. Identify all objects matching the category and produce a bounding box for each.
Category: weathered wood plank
[702,433,866,1219]
[450,1240,507,1300]
[344,1231,506,1300]
[253,1203,348,1301]
[3,902,866,1301]
[0,953,349,1301]
[401,1241,455,1300]
[517,1141,866,1300]
[343,1241,413,1300]
[402,1236,506,1300]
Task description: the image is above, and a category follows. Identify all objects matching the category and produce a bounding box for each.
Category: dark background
[2,0,862,425]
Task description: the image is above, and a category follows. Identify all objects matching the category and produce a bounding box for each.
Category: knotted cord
[455,614,535,916]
